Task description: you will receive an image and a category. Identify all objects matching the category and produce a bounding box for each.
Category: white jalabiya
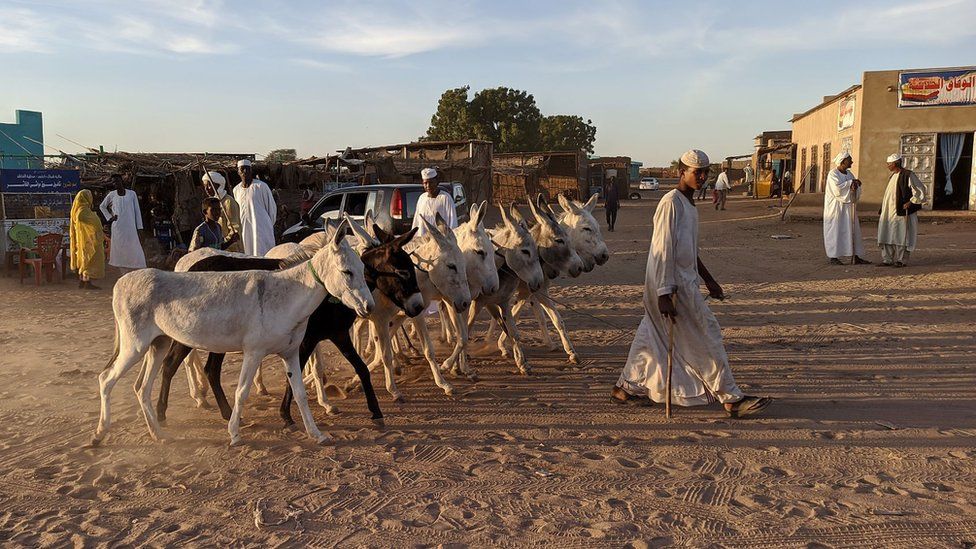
[714,172,730,190]
[412,191,457,236]
[616,190,744,406]
[233,178,277,256]
[823,168,864,259]
[877,170,926,264]
[99,189,146,269]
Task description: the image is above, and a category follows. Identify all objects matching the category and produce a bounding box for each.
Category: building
[0,110,43,169]
[752,130,793,197]
[588,156,632,200]
[791,67,976,211]
[493,150,588,204]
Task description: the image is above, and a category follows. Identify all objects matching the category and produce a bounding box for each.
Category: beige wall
[791,89,861,194]
[857,69,976,208]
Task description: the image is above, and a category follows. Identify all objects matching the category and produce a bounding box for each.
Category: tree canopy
[425,86,596,154]
[265,148,297,163]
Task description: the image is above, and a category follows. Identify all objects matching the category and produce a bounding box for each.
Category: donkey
[465,204,545,374]
[92,219,373,446]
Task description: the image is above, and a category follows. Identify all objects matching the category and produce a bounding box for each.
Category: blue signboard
[0,169,81,193]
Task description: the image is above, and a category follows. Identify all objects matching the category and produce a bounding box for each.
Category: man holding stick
[611,149,770,418]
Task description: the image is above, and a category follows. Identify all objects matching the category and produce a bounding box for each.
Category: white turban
[237,159,252,168]
[680,149,709,169]
[833,152,852,166]
[886,153,902,163]
[421,167,437,180]
[203,171,227,198]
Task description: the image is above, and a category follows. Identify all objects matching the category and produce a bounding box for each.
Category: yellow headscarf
[69,190,105,280]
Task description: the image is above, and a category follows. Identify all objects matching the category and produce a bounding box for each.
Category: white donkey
[92,219,374,446]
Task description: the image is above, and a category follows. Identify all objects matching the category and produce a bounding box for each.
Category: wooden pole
[850,179,859,265]
[665,293,676,420]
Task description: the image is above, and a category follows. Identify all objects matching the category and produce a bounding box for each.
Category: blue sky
[2,0,975,165]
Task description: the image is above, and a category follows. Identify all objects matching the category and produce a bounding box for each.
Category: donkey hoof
[568,353,580,365]
[229,437,243,447]
[315,434,331,445]
[282,422,298,431]
[196,399,213,410]
[547,343,560,352]
[324,405,340,415]
[393,395,406,404]
[443,386,455,396]
[371,418,386,430]
[89,436,103,447]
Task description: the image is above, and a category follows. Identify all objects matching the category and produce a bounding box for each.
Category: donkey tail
[102,320,121,372]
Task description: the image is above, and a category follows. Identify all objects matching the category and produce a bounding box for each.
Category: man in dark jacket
[604,176,620,232]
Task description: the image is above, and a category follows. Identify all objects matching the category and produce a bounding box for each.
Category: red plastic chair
[20,233,64,286]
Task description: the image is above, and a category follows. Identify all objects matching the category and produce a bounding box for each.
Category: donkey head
[362,225,425,317]
[312,218,374,317]
[415,215,471,312]
[495,204,544,292]
[527,194,584,279]
[454,200,500,299]
[558,193,609,270]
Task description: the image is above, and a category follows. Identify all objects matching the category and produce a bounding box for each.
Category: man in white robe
[99,173,146,272]
[877,153,926,267]
[412,167,457,236]
[612,149,771,418]
[823,152,871,265]
[232,159,276,256]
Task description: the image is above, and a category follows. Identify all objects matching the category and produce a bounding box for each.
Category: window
[809,145,819,193]
[343,192,369,216]
[822,143,831,193]
[800,148,807,191]
[311,194,342,224]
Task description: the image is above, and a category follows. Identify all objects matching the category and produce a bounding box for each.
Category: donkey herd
[92,194,609,447]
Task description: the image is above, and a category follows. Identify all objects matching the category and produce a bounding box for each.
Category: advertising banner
[899,68,976,108]
[0,169,81,193]
[837,95,856,131]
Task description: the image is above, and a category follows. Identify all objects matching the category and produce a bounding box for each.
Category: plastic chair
[20,233,64,286]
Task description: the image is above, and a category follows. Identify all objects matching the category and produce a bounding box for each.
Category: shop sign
[899,68,976,108]
[0,169,81,193]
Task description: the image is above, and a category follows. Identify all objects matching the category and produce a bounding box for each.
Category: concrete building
[0,110,43,169]
[791,67,976,211]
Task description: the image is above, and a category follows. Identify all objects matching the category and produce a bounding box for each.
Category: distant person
[696,175,711,200]
[611,149,771,418]
[823,152,870,265]
[603,176,620,232]
[300,183,316,218]
[713,166,730,210]
[412,167,457,236]
[232,159,276,256]
[69,189,105,290]
[189,197,240,252]
[783,169,794,195]
[99,173,147,273]
[769,172,782,198]
[877,153,926,267]
[202,170,242,252]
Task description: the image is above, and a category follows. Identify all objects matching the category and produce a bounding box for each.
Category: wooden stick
[850,181,859,265]
[665,293,676,420]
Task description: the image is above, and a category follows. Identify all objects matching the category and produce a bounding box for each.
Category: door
[971,132,976,211]
[900,133,936,211]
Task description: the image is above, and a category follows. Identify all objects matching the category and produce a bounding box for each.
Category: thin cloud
[291,58,353,72]
[0,7,50,53]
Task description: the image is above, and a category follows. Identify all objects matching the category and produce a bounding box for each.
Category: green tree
[539,115,596,153]
[670,158,681,169]
[467,87,542,153]
[266,148,297,162]
[425,86,474,142]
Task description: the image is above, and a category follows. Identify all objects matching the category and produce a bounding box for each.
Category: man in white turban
[202,170,243,252]
[232,159,277,256]
[823,152,870,265]
[877,153,926,267]
[612,149,771,418]
[412,167,457,236]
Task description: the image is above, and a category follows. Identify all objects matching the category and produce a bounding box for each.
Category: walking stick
[849,180,859,265]
[665,293,676,420]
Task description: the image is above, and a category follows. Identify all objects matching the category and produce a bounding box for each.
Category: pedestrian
[823,152,871,265]
[202,170,242,252]
[696,175,710,200]
[232,159,276,256]
[412,167,457,236]
[98,173,147,273]
[783,169,794,195]
[603,176,620,232]
[300,183,316,218]
[69,189,105,290]
[189,197,241,252]
[713,165,730,210]
[611,149,771,418]
[877,153,926,267]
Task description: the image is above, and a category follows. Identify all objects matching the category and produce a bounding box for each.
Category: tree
[670,158,681,169]
[540,115,597,154]
[426,86,474,142]
[266,148,297,162]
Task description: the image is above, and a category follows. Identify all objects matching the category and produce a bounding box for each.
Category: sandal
[828,258,844,265]
[611,386,654,407]
[725,396,772,418]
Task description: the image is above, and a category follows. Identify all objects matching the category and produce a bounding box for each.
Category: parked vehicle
[638,177,660,191]
[281,182,468,243]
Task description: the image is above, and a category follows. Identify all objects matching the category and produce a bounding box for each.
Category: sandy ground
[1,191,975,547]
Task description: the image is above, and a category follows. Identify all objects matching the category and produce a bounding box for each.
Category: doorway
[933,132,974,210]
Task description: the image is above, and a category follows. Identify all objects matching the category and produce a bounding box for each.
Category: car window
[366,191,379,217]
[312,194,343,223]
[344,192,370,216]
[404,190,424,218]
[453,184,465,203]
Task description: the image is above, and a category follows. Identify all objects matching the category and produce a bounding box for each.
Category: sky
[2,0,976,165]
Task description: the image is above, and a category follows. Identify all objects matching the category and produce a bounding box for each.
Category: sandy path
[1,192,974,547]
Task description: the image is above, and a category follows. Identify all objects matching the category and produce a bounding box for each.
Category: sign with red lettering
[899,68,976,108]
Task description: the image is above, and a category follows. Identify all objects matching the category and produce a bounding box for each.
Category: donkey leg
[184,349,212,408]
[537,294,579,364]
[333,329,384,421]
[204,353,232,421]
[280,352,327,444]
[309,344,336,413]
[253,364,271,396]
[442,305,475,380]
[155,342,193,422]
[135,339,171,441]
[410,316,454,396]
[228,353,262,446]
[374,318,405,402]
[494,304,529,375]
[94,341,151,445]
[531,299,558,351]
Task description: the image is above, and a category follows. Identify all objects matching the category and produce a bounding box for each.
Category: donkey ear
[344,213,377,247]
[333,218,349,247]
[499,202,512,227]
[373,224,392,243]
[420,216,445,244]
[434,212,453,239]
[476,200,488,225]
[509,204,525,225]
[543,201,560,222]
[582,193,598,213]
[392,226,418,248]
[526,195,543,223]
[557,193,572,213]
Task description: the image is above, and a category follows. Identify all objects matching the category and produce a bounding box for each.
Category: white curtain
[939,133,966,196]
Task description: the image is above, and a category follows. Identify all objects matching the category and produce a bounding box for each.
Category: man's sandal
[725,396,772,418]
[611,387,654,407]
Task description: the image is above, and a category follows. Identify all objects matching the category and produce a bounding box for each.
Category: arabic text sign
[899,68,976,108]
[0,169,81,193]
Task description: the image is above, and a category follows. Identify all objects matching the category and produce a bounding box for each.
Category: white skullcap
[680,149,709,169]
[886,153,902,163]
[833,151,852,165]
[421,167,437,180]
[237,159,252,168]
[202,171,226,186]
